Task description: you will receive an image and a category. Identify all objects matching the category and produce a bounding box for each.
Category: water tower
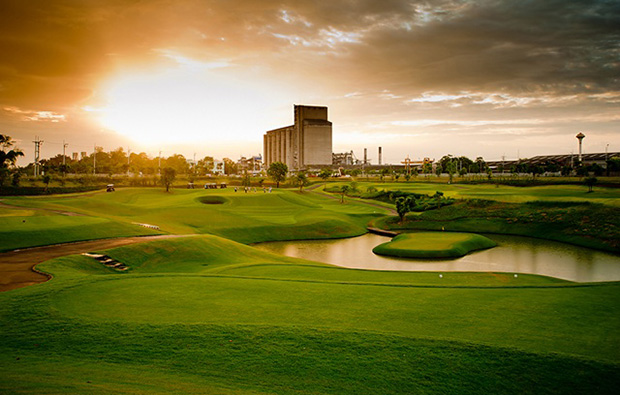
[576,132,585,162]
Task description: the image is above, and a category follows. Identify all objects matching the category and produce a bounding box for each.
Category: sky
[0,0,618,165]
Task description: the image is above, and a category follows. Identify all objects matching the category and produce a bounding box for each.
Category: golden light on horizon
[91,57,281,146]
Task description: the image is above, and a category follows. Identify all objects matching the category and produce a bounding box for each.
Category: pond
[254,233,620,283]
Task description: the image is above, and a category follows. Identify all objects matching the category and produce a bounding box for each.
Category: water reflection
[254,233,620,283]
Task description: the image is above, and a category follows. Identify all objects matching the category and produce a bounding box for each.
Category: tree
[588,163,604,176]
[532,165,544,178]
[422,162,433,174]
[446,161,457,183]
[381,168,389,182]
[42,174,51,192]
[164,154,189,175]
[576,166,589,177]
[241,172,251,188]
[435,165,442,178]
[293,172,309,192]
[395,196,413,222]
[475,157,487,173]
[319,168,332,181]
[197,156,215,175]
[267,162,288,188]
[223,158,238,175]
[11,171,21,187]
[340,185,350,203]
[161,167,176,192]
[433,191,444,209]
[438,155,454,169]
[607,157,620,174]
[584,176,597,193]
[0,134,24,188]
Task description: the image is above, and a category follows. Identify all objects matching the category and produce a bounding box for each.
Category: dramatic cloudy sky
[1,0,618,164]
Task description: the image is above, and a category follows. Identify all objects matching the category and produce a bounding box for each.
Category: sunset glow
[94,58,281,145]
[0,0,617,162]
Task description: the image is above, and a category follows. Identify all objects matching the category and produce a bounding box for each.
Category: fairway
[1,188,619,394]
[323,181,620,206]
[1,188,388,245]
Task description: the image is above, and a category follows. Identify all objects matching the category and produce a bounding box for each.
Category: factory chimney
[378,147,382,165]
[364,148,368,165]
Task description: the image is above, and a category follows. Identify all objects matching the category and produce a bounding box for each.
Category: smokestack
[378,147,382,165]
[364,148,367,165]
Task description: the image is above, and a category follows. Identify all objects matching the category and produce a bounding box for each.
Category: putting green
[373,232,496,258]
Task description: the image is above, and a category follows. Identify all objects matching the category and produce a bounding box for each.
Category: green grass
[1,188,387,247]
[0,215,161,252]
[323,181,620,206]
[374,200,620,253]
[373,232,496,258]
[1,236,619,394]
[2,188,620,393]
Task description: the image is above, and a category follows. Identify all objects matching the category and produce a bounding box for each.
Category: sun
[91,57,277,145]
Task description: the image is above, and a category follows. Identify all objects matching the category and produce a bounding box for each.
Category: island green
[373,232,496,258]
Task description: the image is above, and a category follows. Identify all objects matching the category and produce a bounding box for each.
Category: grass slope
[1,235,618,394]
[0,215,160,252]
[1,188,387,246]
[373,232,496,258]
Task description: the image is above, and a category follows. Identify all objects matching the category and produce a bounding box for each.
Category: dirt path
[0,235,191,292]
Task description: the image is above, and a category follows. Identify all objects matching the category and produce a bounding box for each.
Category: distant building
[237,155,262,175]
[486,152,620,171]
[263,105,332,170]
[332,151,358,166]
[212,160,224,175]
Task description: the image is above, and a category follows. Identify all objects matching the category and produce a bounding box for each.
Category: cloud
[0,0,617,162]
[1,0,617,108]
[3,106,66,122]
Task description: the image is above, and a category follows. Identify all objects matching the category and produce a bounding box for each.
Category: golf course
[1,184,619,394]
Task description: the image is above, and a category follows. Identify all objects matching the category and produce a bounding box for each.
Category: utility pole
[62,140,68,177]
[605,144,609,161]
[93,144,96,175]
[32,136,43,177]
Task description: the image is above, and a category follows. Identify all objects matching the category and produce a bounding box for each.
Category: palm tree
[0,134,24,188]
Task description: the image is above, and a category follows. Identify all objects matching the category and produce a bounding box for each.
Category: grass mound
[373,232,497,258]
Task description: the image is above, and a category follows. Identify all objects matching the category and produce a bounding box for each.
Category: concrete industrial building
[263,105,332,170]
